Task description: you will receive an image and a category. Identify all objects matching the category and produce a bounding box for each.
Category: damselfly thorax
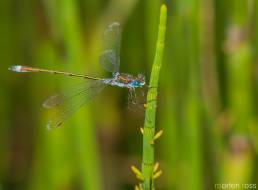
[104,73,145,88]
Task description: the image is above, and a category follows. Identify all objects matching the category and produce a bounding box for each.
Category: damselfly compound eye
[137,73,145,82]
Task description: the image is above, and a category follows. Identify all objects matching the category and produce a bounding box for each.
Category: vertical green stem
[141,4,167,190]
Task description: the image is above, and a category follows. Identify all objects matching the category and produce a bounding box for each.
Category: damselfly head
[137,73,145,82]
[136,73,145,87]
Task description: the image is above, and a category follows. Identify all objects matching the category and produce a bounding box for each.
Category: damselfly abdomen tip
[9,65,38,73]
[9,65,25,72]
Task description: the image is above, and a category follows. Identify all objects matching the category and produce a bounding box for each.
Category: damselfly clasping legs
[9,22,146,129]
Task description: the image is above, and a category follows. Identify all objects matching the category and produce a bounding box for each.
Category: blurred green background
[1,0,258,190]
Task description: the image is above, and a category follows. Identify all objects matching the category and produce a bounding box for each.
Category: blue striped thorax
[112,73,145,88]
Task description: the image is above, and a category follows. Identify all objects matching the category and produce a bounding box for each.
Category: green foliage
[1,0,258,190]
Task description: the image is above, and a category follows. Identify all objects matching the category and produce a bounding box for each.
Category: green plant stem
[141,4,167,190]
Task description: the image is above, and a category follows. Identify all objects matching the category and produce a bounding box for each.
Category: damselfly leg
[127,84,159,112]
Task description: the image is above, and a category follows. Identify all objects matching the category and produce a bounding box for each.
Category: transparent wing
[43,80,106,129]
[100,22,121,73]
[43,80,92,109]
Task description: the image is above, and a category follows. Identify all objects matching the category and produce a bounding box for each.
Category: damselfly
[9,22,146,129]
